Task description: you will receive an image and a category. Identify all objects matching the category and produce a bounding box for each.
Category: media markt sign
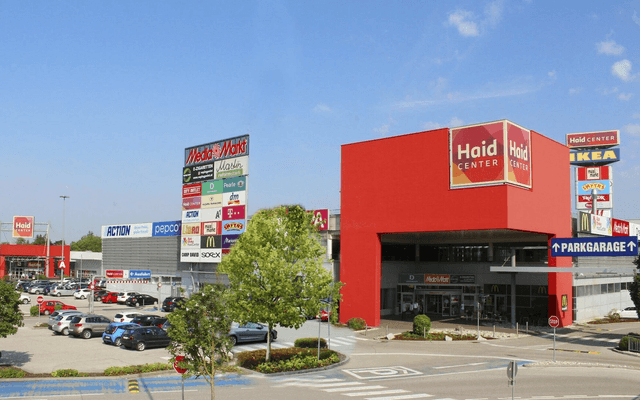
[551,237,638,257]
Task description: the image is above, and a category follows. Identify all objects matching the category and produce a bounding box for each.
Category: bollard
[423,326,426,338]
[516,322,519,337]
[526,322,528,333]
[386,325,388,336]
[493,325,495,338]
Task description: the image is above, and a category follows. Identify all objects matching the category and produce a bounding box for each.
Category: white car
[117,291,138,304]
[113,312,143,323]
[74,289,92,299]
[52,313,87,335]
[618,307,639,319]
[19,293,31,304]
[47,310,83,329]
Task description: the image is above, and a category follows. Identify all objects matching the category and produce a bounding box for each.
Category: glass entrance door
[442,295,451,316]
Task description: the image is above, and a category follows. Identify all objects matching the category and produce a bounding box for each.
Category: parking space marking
[433,362,487,370]
[343,366,423,380]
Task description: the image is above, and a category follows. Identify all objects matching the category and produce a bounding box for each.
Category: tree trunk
[266,323,272,362]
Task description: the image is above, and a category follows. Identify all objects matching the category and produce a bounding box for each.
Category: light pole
[60,195,69,283]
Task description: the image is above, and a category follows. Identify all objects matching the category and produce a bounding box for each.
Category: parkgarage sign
[551,237,638,257]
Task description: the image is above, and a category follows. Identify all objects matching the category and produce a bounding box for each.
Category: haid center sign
[450,120,532,189]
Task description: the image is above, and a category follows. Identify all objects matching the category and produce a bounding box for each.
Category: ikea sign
[570,148,620,166]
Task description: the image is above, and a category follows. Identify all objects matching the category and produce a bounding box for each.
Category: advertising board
[570,148,620,166]
[450,120,531,189]
[152,221,182,237]
[591,214,612,236]
[201,180,223,195]
[182,183,202,198]
[223,176,247,192]
[566,130,619,149]
[181,236,201,248]
[576,178,613,210]
[200,207,222,221]
[309,209,330,231]
[200,235,221,248]
[181,210,202,224]
[129,270,152,279]
[612,219,630,236]
[182,196,202,210]
[201,221,221,235]
[222,191,246,207]
[223,205,245,220]
[215,156,249,179]
[182,223,201,236]
[182,162,215,184]
[102,223,152,239]
[13,216,34,238]
[184,135,249,167]
[201,194,222,208]
[222,220,246,235]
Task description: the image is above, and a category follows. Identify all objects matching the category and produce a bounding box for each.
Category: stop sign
[174,355,187,374]
[37,296,44,304]
[548,315,560,328]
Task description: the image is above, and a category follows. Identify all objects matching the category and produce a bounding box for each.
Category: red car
[39,301,77,315]
[101,292,119,304]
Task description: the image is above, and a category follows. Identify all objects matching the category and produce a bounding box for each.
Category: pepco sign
[450,120,531,189]
[152,221,181,237]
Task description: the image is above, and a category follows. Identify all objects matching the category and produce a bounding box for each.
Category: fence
[629,336,640,353]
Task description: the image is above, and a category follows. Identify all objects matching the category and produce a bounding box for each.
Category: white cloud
[312,103,332,113]
[623,123,640,137]
[422,117,464,130]
[596,40,625,56]
[423,121,442,130]
[484,0,504,27]
[633,11,640,26]
[373,124,391,136]
[601,86,619,95]
[569,87,582,95]
[447,10,479,37]
[449,117,464,127]
[619,93,633,101]
[611,59,634,82]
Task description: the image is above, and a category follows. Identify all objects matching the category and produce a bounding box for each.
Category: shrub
[103,363,172,376]
[607,309,621,321]
[294,337,327,348]
[237,348,338,372]
[0,367,26,378]
[29,306,39,317]
[413,314,431,336]
[255,353,339,374]
[347,317,366,331]
[619,336,629,351]
[51,369,81,377]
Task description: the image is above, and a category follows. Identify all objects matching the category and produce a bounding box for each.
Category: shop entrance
[423,292,462,317]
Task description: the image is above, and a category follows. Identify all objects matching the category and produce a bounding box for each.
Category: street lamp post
[60,195,69,283]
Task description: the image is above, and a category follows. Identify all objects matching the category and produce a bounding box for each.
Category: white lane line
[343,389,409,396]
[364,394,433,400]
[433,362,487,369]
[324,385,387,392]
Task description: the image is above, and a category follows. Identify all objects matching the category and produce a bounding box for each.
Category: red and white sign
[577,166,610,181]
[450,120,531,189]
[182,223,201,236]
[424,274,451,284]
[566,130,619,149]
[223,205,246,221]
[182,183,202,198]
[201,221,221,235]
[174,355,187,374]
[548,315,560,328]
[184,136,249,167]
[612,218,630,236]
[37,296,44,304]
[309,209,330,231]
[13,216,34,238]
[105,270,124,278]
[182,196,201,210]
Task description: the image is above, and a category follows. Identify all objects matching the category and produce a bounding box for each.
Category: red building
[340,121,573,327]
[0,244,71,279]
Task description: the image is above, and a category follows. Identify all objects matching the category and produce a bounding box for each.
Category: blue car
[102,322,139,346]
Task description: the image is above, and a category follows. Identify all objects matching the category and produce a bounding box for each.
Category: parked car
[101,292,119,304]
[39,300,77,315]
[161,297,186,312]
[228,322,277,346]
[113,312,143,323]
[617,307,639,319]
[48,310,83,329]
[74,289,92,299]
[43,283,58,295]
[117,291,138,304]
[28,284,48,295]
[93,290,109,301]
[52,313,88,336]
[125,294,157,307]
[51,285,77,297]
[121,326,172,351]
[149,317,168,328]
[130,315,162,326]
[69,314,112,339]
[19,293,30,304]
[102,322,140,346]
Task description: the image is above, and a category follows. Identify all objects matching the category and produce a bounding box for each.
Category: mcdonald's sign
[561,294,568,311]
[200,235,221,249]
[578,211,591,233]
[537,286,548,295]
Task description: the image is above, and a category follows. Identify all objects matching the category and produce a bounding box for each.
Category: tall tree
[629,256,640,317]
[0,281,24,338]
[15,238,28,245]
[32,234,47,245]
[219,205,341,362]
[70,231,102,252]
[166,284,233,400]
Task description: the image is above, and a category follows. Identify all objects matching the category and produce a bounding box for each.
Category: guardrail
[629,336,640,353]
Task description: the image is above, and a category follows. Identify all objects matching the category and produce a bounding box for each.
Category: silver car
[47,310,83,330]
[51,285,77,297]
[52,313,87,335]
[69,314,112,339]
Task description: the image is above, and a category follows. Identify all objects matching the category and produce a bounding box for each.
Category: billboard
[570,148,620,166]
[152,221,181,237]
[612,219,630,237]
[450,120,531,189]
[309,209,330,231]
[184,135,249,167]
[102,223,153,239]
[13,216,34,238]
[566,130,619,149]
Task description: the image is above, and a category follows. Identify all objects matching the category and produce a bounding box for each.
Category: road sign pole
[553,326,556,362]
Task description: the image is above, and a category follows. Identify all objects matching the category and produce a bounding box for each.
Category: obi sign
[450,120,531,189]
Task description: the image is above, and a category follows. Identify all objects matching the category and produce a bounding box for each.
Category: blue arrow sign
[551,237,639,257]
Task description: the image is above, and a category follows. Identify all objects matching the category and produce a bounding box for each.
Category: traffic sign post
[551,236,638,257]
[37,296,44,324]
[507,360,518,399]
[549,315,560,362]
[174,355,187,400]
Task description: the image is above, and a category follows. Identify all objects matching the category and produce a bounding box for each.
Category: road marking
[324,385,387,392]
[344,389,409,396]
[433,362,487,369]
[128,378,139,393]
[364,394,433,399]
[344,366,423,380]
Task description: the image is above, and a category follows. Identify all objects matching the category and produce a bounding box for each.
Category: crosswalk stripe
[324,385,386,393]
[315,382,366,388]
[364,395,433,400]
[344,389,409,396]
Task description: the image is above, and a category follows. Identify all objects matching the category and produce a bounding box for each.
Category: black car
[93,290,109,302]
[121,326,171,351]
[130,315,162,326]
[161,297,186,312]
[125,294,158,307]
[149,317,168,328]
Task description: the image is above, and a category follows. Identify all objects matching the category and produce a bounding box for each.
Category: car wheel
[114,337,122,347]
[62,328,69,336]
[22,299,29,304]
[271,331,277,341]
[82,330,92,339]
[136,342,145,351]
[44,310,50,315]
[81,295,86,299]
[96,297,102,301]
[53,331,60,335]
[57,293,61,297]
[229,336,237,346]
[136,302,140,307]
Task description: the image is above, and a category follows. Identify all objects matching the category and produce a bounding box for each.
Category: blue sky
[1,0,639,243]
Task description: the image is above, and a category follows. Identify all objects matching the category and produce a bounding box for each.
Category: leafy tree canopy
[219,204,342,361]
[166,283,233,400]
[70,231,101,252]
[0,281,24,338]
[630,256,640,317]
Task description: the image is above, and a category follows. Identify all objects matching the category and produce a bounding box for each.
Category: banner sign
[181,236,201,248]
[223,205,246,221]
[201,221,221,235]
[184,135,249,167]
[612,219,630,237]
[201,194,223,208]
[13,216,34,238]
[105,270,124,278]
[200,248,222,262]
[182,183,201,198]
[152,221,181,237]
[222,191,246,207]
[591,214,612,236]
[576,178,613,210]
[182,223,201,236]
[309,209,330,231]
[182,162,215,184]
[102,223,152,239]
[222,234,241,249]
[566,130,619,149]
[129,270,151,278]
[424,274,451,284]
[200,207,222,222]
[180,250,201,263]
[577,166,611,181]
[181,210,202,223]
[215,155,249,179]
[223,176,247,192]
[200,235,221,249]
[182,196,202,210]
[551,236,638,257]
[450,120,531,189]
[222,220,246,235]
[570,148,620,166]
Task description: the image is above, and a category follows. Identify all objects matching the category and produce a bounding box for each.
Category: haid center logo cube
[13,216,34,238]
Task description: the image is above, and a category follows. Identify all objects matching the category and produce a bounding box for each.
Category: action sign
[551,237,638,257]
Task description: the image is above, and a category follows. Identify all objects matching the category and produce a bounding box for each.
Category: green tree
[32,234,47,245]
[219,205,342,362]
[629,256,640,317]
[0,281,24,338]
[70,231,101,252]
[15,238,28,245]
[166,284,233,400]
